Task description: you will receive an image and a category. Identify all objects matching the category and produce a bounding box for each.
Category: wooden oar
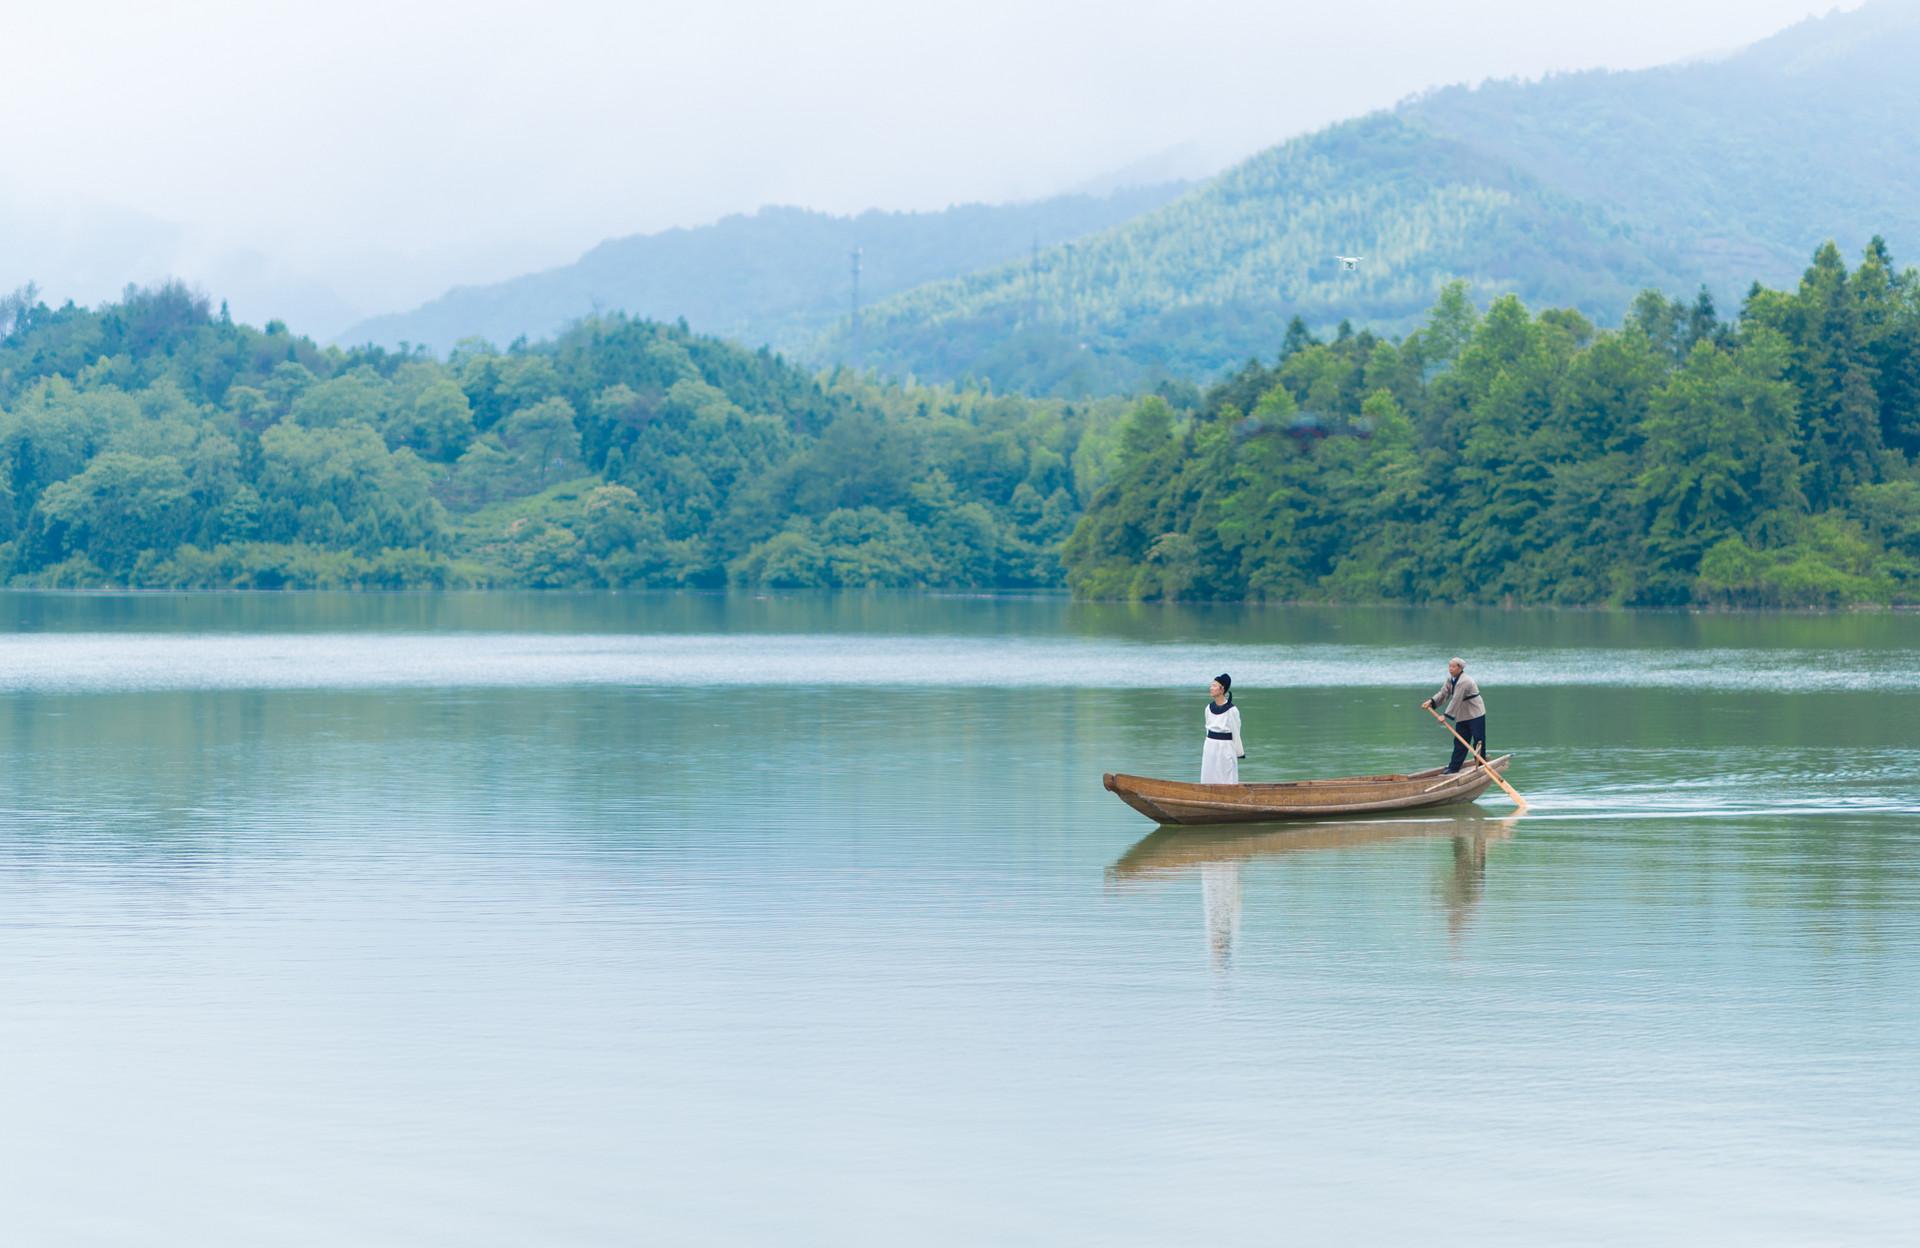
[1424,706,1529,813]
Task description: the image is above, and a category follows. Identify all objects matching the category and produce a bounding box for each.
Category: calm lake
[2,593,1916,1245]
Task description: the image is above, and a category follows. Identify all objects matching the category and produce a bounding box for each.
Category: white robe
[1201,701,1243,784]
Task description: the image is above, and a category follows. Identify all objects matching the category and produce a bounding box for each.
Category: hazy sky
[2,0,1865,324]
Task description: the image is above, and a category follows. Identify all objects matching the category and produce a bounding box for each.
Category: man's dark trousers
[1446,716,1487,773]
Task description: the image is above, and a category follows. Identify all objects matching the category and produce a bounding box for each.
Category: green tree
[258,423,445,553]
[1634,331,1804,600]
[498,398,582,489]
[29,453,194,577]
[289,368,392,429]
[386,379,475,461]
[500,518,587,587]
[1778,243,1885,509]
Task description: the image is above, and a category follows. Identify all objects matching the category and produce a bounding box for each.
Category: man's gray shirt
[1432,674,1485,721]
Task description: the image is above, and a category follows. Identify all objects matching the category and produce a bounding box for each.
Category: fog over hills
[1407,0,1920,296]
[20,1,1902,396]
[5,0,1868,359]
[0,190,362,339]
[335,2,1920,396]
[335,181,1197,356]
[829,0,1920,393]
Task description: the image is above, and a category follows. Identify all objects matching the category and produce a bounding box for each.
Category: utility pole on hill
[1029,235,1040,327]
[1063,242,1076,336]
[849,248,862,359]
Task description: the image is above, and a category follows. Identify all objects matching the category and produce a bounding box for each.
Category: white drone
[1335,255,1364,272]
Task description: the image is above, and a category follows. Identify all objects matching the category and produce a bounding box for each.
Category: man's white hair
[1450,656,1466,668]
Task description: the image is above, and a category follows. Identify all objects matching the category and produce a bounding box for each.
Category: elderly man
[1423,657,1487,774]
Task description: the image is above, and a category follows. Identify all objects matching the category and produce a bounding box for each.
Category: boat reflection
[1107,811,1520,966]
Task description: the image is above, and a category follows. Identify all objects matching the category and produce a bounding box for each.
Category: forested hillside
[1409,0,1920,300]
[1064,240,1920,607]
[832,114,1689,394]
[0,285,1128,589]
[5,236,1917,604]
[338,184,1188,357]
[832,0,1920,394]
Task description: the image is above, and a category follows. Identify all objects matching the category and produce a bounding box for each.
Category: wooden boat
[1102,756,1512,825]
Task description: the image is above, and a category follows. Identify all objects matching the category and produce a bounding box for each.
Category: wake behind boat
[1102,756,1512,825]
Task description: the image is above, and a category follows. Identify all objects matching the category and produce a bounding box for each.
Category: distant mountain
[830,0,1920,394]
[1406,0,1920,301]
[828,114,1693,393]
[336,183,1190,355]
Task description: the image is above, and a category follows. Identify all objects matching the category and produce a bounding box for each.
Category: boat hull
[1102,757,1512,825]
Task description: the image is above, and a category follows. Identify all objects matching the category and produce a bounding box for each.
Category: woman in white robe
[1201,673,1244,784]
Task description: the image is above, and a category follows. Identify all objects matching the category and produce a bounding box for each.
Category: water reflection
[1438,824,1516,946]
[10,588,1916,653]
[1199,861,1241,968]
[1109,812,1520,965]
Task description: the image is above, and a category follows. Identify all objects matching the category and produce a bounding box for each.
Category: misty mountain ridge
[336,182,1192,355]
[825,0,1920,393]
[259,0,1920,395]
